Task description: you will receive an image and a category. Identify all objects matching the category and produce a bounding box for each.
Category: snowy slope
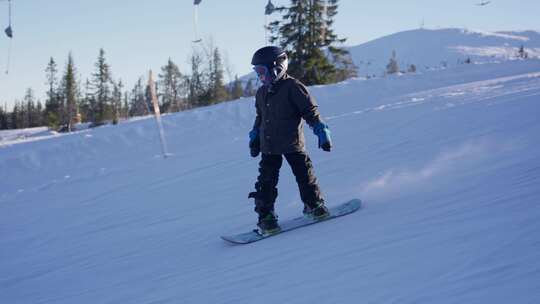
[1,59,540,303]
[349,28,540,76]
[0,127,57,146]
[240,28,540,84]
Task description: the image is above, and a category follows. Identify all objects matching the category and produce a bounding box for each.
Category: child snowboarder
[248,46,333,234]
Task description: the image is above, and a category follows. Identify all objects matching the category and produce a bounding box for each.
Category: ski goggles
[253,64,273,85]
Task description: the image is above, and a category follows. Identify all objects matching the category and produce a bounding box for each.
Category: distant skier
[248,46,333,234]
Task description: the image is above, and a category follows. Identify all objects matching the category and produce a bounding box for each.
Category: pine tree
[331,48,358,81]
[159,58,185,112]
[92,48,112,123]
[80,79,94,123]
[122,92,129,119]
[208,47,228,104]
[60,53,78,131]
[230,75,244,100]
[22,89,34,128]
[386,50,399,75]
[187,51,205,108]
[269,0,353,85]
[129,77,148,117]
[0,104,8,130]
[518,45,528,59]
[11,103,20,129]
[35,101,44,127]
[195,45,228,106]
[23,89,42,128]
[111,80,123,124]
[144,81,154,114]
[17,88,35,129]
[44,57,60,128]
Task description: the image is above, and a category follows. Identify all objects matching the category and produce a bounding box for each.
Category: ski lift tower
[193,0,203,43]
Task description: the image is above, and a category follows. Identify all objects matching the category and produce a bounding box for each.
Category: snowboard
[221,199,361,244]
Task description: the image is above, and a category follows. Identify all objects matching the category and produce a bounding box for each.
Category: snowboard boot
[257,212,280,235]
[303,200,330,220]
[249,191,280,234]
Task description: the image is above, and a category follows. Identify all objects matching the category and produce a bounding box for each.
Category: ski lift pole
[193,4,198,40]
[5,37,11,74]
[148,70,170,159]
[4,0,13,74]
[192,0,202,43]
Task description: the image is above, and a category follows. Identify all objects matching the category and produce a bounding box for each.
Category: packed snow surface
[1,59,540,303]
[0,127,57,146]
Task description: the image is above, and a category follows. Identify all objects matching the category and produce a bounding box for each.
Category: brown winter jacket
[253,74,322,155]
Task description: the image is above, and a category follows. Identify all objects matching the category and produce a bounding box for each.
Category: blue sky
[0,0,539,108]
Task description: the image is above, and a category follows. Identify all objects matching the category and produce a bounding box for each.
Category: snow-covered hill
[349,28,540,76]
[241,28,540,84]
[1,59,540,303]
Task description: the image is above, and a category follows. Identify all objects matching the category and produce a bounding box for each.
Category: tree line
[1,0,359,131]
[0,45,258,131]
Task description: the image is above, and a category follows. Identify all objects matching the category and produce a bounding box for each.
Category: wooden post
[148,70,170,158]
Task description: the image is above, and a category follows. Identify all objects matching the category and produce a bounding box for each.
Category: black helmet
[251,46,286,66]
[251,46,288,82]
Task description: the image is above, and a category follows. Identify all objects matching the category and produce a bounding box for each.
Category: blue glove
[313,122,332,152]
[249,128,260,157]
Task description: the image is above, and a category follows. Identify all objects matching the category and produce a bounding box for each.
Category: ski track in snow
[326,71,540,121]
[1,60,540,304]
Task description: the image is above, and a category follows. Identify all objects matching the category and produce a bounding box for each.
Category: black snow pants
[250,151,323,218]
